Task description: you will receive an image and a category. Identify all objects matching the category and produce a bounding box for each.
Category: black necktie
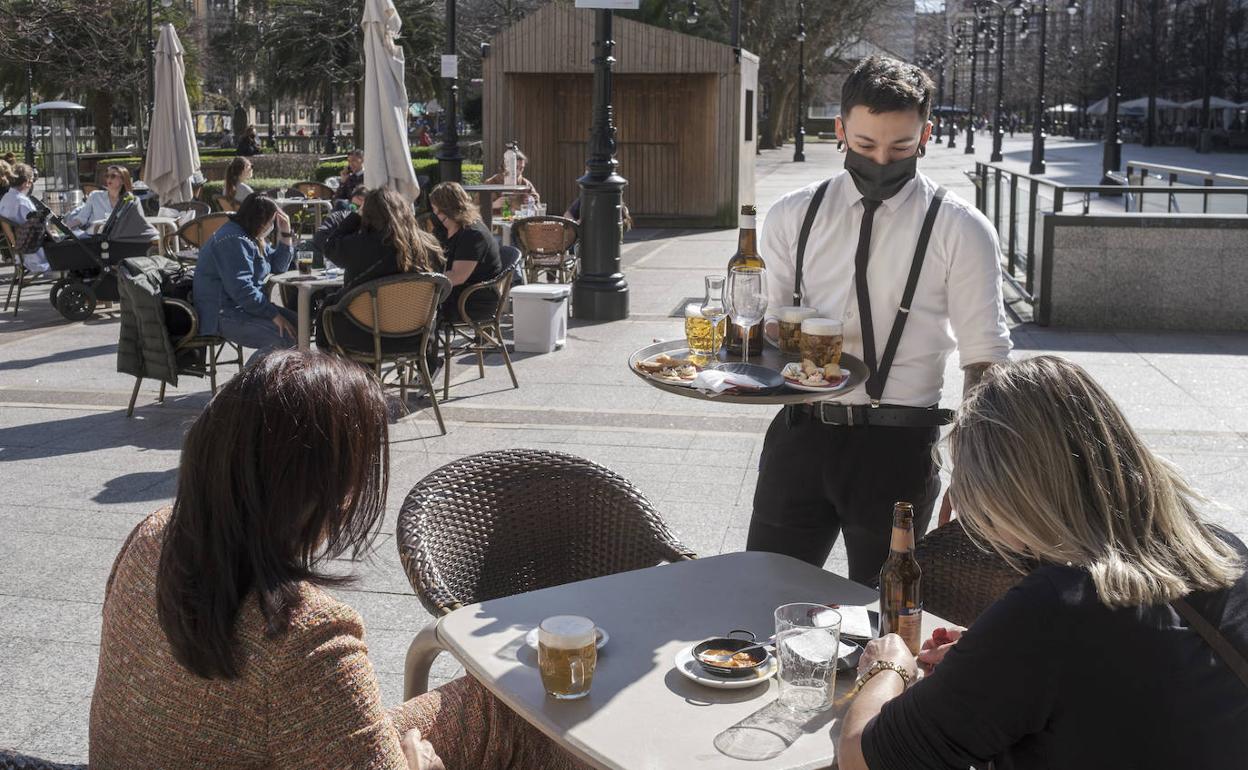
[854,198,883,391]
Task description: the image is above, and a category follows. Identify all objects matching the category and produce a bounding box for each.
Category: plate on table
[634,352,703,388]
[782,362,853,393]
[712,363,785,394]
[674,644,779,689]
[525,626,609,651]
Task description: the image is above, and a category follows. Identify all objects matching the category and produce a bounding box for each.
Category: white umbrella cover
[362,0,420,203]
[146,23,200,206]
[1181,96,1240,110]
[1119,96,1181,111]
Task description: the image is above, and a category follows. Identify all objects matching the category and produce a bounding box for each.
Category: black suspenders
[791,182,947,405]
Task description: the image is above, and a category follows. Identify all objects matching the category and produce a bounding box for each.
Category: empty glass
[726,266,768,362]
[774,603,842,713]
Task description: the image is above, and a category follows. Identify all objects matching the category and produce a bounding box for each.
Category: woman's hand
[400,728,445,770]
[857,634,918,683]
[274,208,292,232]
[917,626,965,673]
[272,313,296,340]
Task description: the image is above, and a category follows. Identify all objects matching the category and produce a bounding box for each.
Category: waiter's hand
[937,490,954,527]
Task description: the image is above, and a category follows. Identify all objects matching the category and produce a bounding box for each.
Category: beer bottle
[878,501,923,656]
[725,204,764,355]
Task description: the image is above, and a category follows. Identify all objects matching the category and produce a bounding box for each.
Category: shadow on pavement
[0,344,116,371]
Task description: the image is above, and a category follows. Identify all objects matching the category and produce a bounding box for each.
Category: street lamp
[1100,0,1125,184]
[925,51,947,144]
[437,0,463,183]
[573,9,629,321]
[962,18,984,155]
[973,0,1025,164]
[793,1,807,163]
[948,34,961,150]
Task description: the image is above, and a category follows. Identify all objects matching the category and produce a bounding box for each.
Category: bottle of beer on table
[879,501,923,656]
[725,204,764,355]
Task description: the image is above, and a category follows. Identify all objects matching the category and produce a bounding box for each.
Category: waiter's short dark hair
[841,56,934,120]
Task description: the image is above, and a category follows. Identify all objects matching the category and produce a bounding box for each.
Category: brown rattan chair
[512,215,579,284]
[214,194,239,213]
[126,297,244,417]
[0,748,87,769]
[165,212,231,265]
[1,219,28,315]
[290,181,334,200]
[440,245,520,400]
[396,448,696,696]
[914,520,1028,628]
[322,272,451,433]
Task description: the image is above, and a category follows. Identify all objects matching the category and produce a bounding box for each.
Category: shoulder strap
[866,186,946,403]
[1172,597,1248,691]
[792,179,832,305]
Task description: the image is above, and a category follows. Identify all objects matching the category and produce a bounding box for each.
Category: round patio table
[629,339,868,405]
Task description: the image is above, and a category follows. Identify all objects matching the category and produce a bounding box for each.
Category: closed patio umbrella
[362,0,420,203]
[146,23,200,206]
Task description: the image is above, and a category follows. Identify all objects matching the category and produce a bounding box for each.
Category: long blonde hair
[224,157,251,201]
[949,355,1243,608]
[360,187,444,272]
[428,182,482,228]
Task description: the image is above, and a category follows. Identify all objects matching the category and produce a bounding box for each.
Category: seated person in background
[89,350,589,770]
[483,149,539,213]
[65,165,133,233]
[312,184,368,263]
[838,355,1248,770]
[0,162,49,274]
[193,194,296,359]
[0,158,12,198]
[224,157,255,205]
[563,192,633,232]
[429,182,502,322]
[416,125,433,147]
[316,186,444,355]
[333,150,365,209]
[236,124,262,156]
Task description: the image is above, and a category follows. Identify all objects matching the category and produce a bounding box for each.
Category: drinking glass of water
[774,603,842,713]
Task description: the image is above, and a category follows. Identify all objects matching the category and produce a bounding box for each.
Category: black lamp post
[964,20,982,154]
[24,62,35,166]
[324,81,338,154]
[949,31,962,150]
[731,0,742,50]
[573,9,629,321]
[973,0,1023,164]
[438,0,463,183]
[793,1,807,163]
[1100,0,1125,184]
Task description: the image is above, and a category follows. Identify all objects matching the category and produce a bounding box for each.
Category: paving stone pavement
[2,136,1247,763]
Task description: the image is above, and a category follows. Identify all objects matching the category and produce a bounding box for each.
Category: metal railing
[1123,161,1248,214]
[971,161,1248,315]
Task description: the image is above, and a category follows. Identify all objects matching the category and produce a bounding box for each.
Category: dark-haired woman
[193,193,297,357]
[89,351,588,770]
[224,156,254,204]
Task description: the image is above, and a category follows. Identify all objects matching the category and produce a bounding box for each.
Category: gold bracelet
[851,660,912,697]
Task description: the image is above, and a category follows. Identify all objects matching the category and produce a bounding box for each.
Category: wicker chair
[214,194,239,213]
[126,297,244,417]
[165,212,231,265]
[512,215,579,284]
[322,272,451,433]
[290,181,334,200]
[914,520,1027,628]
[396,448,696,697]
[440,245,520,400]
[2,219,28,315]
[0,750,86,770]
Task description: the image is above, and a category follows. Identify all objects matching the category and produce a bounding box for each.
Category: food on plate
[783,361,847,388]
[636,353,700,383]
[698,649,758,668]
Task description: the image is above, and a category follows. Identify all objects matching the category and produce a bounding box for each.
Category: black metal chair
[126,297,244,417]
[441,245,521,400]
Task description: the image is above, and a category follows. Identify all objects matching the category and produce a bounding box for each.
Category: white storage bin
[510,284,570,353]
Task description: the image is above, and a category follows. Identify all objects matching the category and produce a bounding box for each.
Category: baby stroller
[41,194,158,321]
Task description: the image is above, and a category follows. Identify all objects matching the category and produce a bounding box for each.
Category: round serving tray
[628,340,867,405]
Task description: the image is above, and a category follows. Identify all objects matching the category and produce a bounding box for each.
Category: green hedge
[314,157,483,187]
[199,178,305,210]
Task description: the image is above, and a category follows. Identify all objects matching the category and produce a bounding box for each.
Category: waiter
[747,56,1011,585]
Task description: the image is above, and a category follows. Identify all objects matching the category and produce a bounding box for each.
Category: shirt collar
[837,172,922,213]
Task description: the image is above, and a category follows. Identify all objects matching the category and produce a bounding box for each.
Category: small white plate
[673,644,779,689]
[525,626,609,651]
[782,365,852,393]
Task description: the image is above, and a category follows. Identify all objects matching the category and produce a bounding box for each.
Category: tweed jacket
[89,510,413,769]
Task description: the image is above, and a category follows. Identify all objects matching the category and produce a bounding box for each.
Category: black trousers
[747,408,941,586]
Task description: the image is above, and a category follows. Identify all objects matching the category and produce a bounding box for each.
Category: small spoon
[699,637,774,663]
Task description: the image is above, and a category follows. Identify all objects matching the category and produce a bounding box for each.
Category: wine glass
[727,266,768,363]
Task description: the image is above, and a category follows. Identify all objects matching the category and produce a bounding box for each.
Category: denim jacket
[193,220,293,335]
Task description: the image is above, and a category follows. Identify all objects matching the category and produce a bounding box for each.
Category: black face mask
[843,147,919,202]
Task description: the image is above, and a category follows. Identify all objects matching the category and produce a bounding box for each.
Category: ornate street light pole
[949,30,962,150]
[1100,0,1125,183]
[573,9,629,321]
[964,19,982,154]
[793,1,807,163]
[24,62,35,165]
[438,0,464,183]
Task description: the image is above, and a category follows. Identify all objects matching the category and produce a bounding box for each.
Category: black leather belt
[788,402,954,428]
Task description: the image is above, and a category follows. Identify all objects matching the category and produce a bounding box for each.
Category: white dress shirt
[760,171,1011,407]
[0,187,48,272]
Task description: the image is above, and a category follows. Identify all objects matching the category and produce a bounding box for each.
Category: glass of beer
[537,615,597,700]
[799,318,844,368]
[296,247,314,276]
[776,306,817,355]
[685,304,728,361]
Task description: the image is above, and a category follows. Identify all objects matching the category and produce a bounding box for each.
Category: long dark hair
[157,351,390,679]
[234,193,278,242]
[360,187,444,272]
[224,156,251,200]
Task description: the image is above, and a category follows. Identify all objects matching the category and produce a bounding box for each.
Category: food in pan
[697,649,758,668]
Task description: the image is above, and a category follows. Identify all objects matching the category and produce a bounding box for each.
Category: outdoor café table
[433,551,949,769]
[630,339,870,406]
[267,270,343,351]
[461,184,530,228]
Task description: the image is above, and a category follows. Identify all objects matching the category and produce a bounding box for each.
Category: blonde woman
[840,356,1248,770]
[429,181,502,320]
[224,157,255,204]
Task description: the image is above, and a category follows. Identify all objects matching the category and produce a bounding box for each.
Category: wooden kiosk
[483,3,759,228]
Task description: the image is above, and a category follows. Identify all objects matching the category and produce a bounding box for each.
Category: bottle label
[897,606,923,655]
[740,215,756,229]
